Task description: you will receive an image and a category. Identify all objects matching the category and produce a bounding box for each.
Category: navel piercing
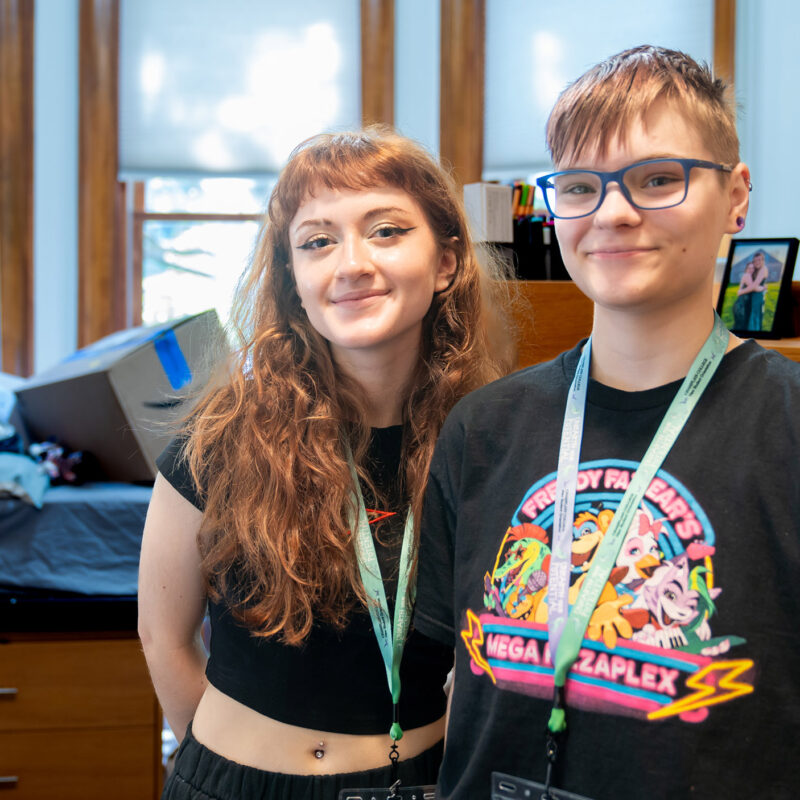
[314,741,325,759]
[736,216,746,229]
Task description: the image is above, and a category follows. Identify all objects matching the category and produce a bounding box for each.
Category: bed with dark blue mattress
[0,483,152,632]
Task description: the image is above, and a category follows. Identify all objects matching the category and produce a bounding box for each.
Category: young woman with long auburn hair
[138,127,515,800]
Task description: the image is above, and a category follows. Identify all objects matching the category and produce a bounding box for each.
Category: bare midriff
[191,683,445,774]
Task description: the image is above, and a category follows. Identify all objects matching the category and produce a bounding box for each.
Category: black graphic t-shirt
[415,339,800,799]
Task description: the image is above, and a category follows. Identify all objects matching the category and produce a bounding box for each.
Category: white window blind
[483,0,714,179]
[119,0,360,178]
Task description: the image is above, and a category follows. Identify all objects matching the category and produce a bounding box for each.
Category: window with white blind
[482,0,714,182]
[119,0,360,177]
[118,0,360,326]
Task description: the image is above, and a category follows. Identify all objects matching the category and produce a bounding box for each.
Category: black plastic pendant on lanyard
[491,771,594,800]
[338,449,436,800]
[339,786,436,800]
[492,315,729,800]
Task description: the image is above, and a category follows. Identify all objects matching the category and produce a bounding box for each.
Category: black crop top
[156,427,453,734]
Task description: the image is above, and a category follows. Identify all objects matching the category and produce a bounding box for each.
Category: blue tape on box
[153,330,192,390]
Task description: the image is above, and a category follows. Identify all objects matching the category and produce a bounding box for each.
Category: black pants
[162,723,443,800]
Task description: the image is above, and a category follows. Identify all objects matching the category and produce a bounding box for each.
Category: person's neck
[335,344,419,428]
[589,296,739,392]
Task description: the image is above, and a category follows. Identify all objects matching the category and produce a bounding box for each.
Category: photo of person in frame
[732,256,766,329]
[719,241,791,333]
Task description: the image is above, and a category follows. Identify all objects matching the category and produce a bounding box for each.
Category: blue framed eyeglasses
[535,158,733,220]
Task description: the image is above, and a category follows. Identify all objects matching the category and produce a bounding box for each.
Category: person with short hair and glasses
[414,45,800,799]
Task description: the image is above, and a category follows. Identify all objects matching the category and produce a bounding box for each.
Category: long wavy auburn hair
[182,127,514,644]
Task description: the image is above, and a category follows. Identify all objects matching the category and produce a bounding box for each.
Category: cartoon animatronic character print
[624,554,731,657]
[485,523,551,619]
[468,460,752,724]
[616,508,662,591]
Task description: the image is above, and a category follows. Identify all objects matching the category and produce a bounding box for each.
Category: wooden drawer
[0,639,156,731]
[0,725,158,799]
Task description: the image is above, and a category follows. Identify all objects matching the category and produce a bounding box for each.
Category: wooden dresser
[0,630,162,799]
[0,482,160,798]
[512,280,800,368]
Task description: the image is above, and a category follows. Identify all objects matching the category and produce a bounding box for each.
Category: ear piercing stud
[736,216,746,230]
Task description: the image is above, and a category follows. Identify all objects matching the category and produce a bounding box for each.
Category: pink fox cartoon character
[632,554,724,653]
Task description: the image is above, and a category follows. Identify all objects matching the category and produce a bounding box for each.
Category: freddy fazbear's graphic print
[461,459,755,723]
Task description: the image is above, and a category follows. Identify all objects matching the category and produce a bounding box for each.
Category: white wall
[394,0,440,157]
[33,0,79,372]
[736,0,800,277]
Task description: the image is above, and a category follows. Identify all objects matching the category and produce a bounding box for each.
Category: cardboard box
[15,311,225,482]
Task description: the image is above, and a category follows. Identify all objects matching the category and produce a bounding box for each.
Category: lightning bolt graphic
[461,609,496,684]
[491,531,514,582]
[647,659,754,721]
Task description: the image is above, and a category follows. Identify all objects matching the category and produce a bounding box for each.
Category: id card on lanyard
[338,451,436,800]
[494,315,729,800]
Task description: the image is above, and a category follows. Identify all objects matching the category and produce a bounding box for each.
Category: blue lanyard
[347,451,414,743]
[546,314,729,734]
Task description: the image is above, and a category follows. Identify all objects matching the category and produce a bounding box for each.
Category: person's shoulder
[719,340,800,409]
[156,432,205,511]
[737,340,800,382]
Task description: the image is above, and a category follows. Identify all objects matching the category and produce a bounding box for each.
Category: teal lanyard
[546,314,729,736]
[347,451,414,744]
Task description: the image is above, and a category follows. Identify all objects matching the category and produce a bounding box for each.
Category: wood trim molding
[714,0,736,85]
[439,0,485,186]
[0,0,35,376]
[131,182,144,327]
[360,0,394,126]
[79,0,124,347]
[134,212,264,223]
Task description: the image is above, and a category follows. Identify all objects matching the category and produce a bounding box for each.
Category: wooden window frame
[361,0,394,126]
[714,0,736,86]
[0,0,35,376]
[439,0,485,187]
[79,0,125,347]
[77,0,736,339]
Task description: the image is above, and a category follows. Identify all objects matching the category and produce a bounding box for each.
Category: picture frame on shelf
[716,237,798,339]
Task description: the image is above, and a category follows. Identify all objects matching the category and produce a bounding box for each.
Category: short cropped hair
[545,45,739,167]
